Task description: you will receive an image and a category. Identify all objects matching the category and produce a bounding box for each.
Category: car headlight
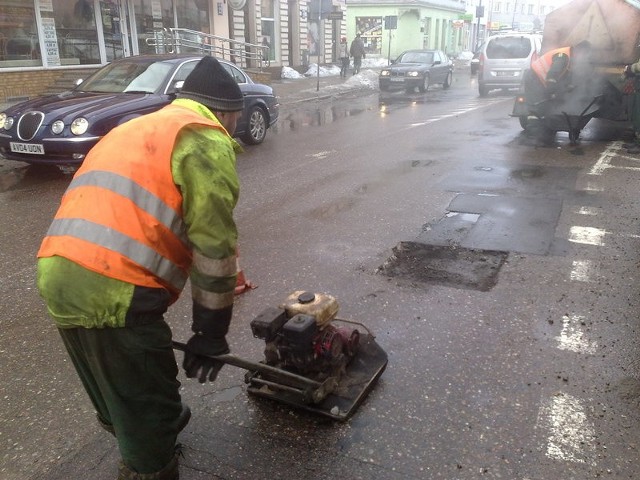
[51,120,64,135]
[380,70,390,76]
[407,71,420,77]
[0,113,9,129]
[70,117,89,135]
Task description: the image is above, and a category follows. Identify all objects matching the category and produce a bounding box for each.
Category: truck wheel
[569,129,580,145]
[479,85,489,97]
[518,116,528,129]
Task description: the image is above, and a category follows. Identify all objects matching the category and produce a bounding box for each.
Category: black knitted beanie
[178,56,244,112]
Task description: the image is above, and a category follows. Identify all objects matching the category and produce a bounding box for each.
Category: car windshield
[485,37,532,59]
[77,60,173,94]
[398,52,433,64]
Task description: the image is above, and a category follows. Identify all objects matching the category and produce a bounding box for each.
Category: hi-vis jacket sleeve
[171,99,243,320]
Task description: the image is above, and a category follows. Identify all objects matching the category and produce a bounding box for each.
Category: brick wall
[0,71,55,102]
[0,68,272,105]
[0,69,90,104]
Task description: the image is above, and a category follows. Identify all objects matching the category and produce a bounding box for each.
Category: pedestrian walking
[350,33,366,75]
[338,37,349,78]
[36,56,245,480]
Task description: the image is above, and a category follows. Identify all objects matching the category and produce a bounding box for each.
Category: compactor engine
[250,291,360,376]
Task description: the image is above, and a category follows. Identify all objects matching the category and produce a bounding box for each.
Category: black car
[379,49,453,93]
[0,54,279,171]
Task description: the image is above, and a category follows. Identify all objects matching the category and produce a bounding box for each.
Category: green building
[346,0,467,60]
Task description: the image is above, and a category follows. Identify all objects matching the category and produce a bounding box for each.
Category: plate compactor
[173,291,388,421]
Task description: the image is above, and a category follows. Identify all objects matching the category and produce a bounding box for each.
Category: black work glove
[183,334,229,383]
[182,302,232,383]
[624,65,635,78]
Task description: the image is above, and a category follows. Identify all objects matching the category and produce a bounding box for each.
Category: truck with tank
[511,0,640,143]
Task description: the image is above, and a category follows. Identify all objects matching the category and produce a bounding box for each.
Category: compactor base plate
[245,333,387,421]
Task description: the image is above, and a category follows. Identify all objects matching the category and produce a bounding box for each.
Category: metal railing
[146,28,269,70]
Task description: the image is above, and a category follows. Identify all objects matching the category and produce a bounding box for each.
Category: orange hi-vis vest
[530,46,571,86]
[38,104,228,300]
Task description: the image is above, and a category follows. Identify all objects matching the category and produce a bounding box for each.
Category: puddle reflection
[273,102,369,134]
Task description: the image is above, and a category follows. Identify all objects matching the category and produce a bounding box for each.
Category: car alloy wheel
[443,72,452,89]
[241,106,267,145]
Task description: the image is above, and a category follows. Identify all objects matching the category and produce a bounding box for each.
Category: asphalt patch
[378,241,507,292]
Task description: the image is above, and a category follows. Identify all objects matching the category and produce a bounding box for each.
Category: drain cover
[378,242,507,291]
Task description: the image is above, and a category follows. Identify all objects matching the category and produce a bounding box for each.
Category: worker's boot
[116,451,180,480]
[98,404,191,437]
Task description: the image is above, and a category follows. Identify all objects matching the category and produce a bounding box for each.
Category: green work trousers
[58,320,183,474]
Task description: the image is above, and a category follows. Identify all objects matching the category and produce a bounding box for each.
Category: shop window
[175,0,209,33]
[42,0,100,65]
[0,2,42,67]
[261,0,275,62]
[100,1,123,61]
[133,0,173,55]
[355,17,382,55]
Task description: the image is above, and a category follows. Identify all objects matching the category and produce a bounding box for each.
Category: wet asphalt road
[2,69,640,479]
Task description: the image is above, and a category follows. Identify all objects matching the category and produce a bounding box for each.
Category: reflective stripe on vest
[531,47,571,86]
[38,104,226,296]
[66,170,189,246]
[46,217,188,290]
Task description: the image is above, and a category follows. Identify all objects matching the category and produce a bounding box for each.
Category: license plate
[390,77,404,82]
[10,142,44,154]
[496,71,516,77]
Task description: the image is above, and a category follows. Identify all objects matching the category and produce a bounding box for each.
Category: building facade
[0,0,352,102]
[345,0,467,60]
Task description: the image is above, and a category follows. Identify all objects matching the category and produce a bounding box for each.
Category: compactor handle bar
[171,340,321,389]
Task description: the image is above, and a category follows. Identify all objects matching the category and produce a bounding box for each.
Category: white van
[477,33,542,96]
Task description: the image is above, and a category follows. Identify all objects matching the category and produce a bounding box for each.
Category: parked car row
[0,54,279,172]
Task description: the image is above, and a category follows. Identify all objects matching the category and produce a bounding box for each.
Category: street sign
[328,11,343,20]
[384,15,397,29]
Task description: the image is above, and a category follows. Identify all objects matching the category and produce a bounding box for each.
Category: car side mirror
[434,60,441,65]
[168,80,184,95]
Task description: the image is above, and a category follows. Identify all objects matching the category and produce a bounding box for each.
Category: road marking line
[568,226,606,246]
[588,141,622,175]
[570,260,594,282]
[574,206,599,216]
[538,393,597,465]
[556,314,598,354]
[409,99,505,127]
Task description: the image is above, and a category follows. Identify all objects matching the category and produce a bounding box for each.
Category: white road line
[409,98,505,128]
[588,141,624,175]
[568,226,606,246]
[555,314,598,354]
[538,393,597,465]
[570,259,594,282]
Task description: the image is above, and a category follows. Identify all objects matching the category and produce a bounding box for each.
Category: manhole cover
[378,242,507,291]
